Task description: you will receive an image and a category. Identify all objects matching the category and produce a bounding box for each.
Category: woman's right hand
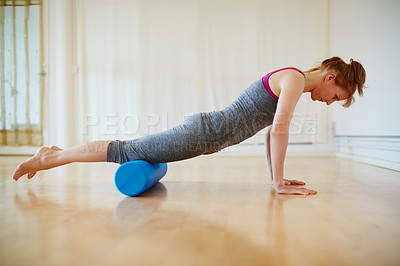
[276,185,317,195]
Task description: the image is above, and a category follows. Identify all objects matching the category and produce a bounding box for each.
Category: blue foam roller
[114,160,168,197]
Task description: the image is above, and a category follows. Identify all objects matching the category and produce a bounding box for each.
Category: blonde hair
[306,57,366,107]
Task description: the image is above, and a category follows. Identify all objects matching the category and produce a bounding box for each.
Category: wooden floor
[0,155,399,266]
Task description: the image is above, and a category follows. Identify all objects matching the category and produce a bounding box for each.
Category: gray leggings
[106,78,277,164]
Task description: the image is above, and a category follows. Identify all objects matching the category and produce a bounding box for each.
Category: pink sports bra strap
[262,67,305,100]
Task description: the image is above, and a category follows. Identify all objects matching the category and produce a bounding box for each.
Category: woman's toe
[50,146,62,151]
[27,172,36,179]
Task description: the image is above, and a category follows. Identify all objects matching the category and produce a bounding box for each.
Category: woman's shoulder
[267,67,306,99]
[275,67,305,77]
[269,67,305,84]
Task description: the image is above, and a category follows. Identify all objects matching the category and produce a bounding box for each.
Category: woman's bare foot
[12,146,63,181]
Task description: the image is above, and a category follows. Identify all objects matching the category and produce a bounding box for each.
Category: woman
[12,57,366,195]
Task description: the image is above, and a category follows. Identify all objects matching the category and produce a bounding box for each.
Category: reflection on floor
[1,155,399,266]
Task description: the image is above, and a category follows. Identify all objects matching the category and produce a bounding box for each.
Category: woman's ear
[326,73,337,81]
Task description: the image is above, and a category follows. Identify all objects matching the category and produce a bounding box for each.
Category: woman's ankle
[41,148,64,169]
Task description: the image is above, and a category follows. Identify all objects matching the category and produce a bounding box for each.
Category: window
[0,0,43,146]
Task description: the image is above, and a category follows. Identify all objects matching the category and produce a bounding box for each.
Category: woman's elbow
[270,125,290,136]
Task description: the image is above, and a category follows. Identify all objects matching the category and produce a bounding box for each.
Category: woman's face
[311,73,350,105]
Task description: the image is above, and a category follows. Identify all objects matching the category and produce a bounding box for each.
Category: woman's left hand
[283,179,305,186]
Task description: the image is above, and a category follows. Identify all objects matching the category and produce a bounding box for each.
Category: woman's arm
[265,125,306,186]
[269,71,317,195]
[265,126,274,184]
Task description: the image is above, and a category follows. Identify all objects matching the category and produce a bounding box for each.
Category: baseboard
[0,146,40,155]
[213,142,335,157]
[335,136,400,171]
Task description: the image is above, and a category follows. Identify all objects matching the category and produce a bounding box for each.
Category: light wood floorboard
[0,155,399,266]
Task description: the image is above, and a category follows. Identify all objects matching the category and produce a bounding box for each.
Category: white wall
[330,0,400,136]
[47,0,78,148]
[49,0,331,149]
[330,0,400,170]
